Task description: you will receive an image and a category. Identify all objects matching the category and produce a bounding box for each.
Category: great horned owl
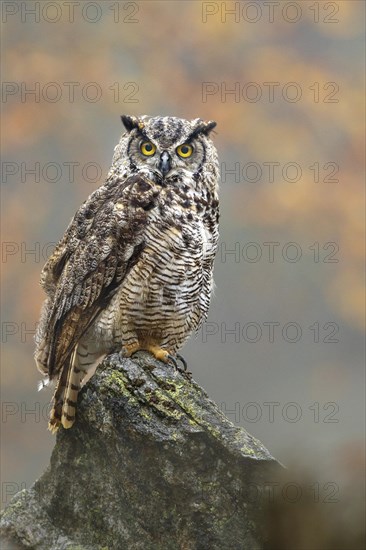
[35,115,220,432]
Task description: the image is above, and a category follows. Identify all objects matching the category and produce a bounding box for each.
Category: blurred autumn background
[1,1,365,546]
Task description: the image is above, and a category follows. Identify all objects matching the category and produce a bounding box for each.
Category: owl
[35,115,220,432]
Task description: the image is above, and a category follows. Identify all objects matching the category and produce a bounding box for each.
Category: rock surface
[1,351,281,550]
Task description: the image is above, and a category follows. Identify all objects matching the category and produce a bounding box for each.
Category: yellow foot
[123,343,192,378]
[144,346,192,378]
[122,342,141,357]
[145,344,171,363]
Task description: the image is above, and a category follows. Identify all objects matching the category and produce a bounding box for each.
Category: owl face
[114,115,219,187]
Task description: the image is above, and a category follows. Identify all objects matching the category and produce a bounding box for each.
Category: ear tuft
[190,119,217,140]
[121,115,142,132]
[201,120,217,135]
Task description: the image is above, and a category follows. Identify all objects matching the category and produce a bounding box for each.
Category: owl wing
[36,174,158,378]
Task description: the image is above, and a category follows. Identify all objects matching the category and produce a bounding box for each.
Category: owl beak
[158,151,172,176]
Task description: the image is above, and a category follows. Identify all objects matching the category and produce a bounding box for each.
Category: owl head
[112,115,219,188]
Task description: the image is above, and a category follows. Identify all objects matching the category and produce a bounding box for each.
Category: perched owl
[35,115,220,432]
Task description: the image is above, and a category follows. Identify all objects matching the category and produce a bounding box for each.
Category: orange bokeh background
[1,1,364,529]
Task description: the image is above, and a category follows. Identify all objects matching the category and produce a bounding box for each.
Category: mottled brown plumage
[35,115,220,432]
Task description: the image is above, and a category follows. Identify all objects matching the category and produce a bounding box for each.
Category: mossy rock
[1,352,281,550]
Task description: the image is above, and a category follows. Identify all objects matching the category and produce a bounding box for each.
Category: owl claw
[176,353,188,372]
[166,354,177,368]
[128,344,192,379]
[168,354,192,379]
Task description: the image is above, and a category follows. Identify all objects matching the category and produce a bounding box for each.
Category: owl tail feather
[48,349,81,433]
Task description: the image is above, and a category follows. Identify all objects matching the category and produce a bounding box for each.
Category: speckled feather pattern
[34,115,220,430]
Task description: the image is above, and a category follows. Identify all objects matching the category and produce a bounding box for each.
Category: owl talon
[176,353,188,371]
[167,354,178,369]
[168,353,192,379]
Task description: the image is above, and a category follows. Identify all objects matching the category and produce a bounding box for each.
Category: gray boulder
[1,351,280,549]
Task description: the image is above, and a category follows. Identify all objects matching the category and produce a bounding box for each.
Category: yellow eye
[176,144,193,158]
[140,141,156,156]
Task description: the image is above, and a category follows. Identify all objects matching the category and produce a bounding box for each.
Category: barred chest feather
[89,180,219,354]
